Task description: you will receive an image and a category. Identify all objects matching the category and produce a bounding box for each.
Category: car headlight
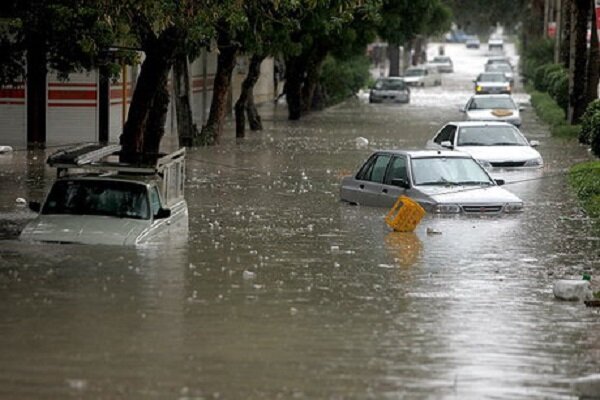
[524,157,543,167]
[434,204,461,213]
[476,159,492,169]
[504,202,523,213]
[476,85,482,92]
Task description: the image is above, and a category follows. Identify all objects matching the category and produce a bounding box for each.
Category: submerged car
[461,94,522,126]
[488,37,504,51]
[474,72,512,94]
[426,121,543,169]
[428,56,454,73]
[485,63,514,85]
[369,77,410,103]
[486,56,513,68]
[403,65,442,87]
[20,144,188,246]
[340,150,523,213]
[466,36,481,49]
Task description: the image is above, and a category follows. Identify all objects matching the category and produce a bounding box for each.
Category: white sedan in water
[461,94,522,126]
[426,121,543,169]
[340,150,523,213]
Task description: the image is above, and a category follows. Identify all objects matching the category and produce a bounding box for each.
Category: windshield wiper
[418,179,460,186]
[459,142,484,146]
[491,142,520,146]
[457,181,492,186]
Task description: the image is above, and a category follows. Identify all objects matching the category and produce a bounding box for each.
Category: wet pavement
[0,43,599,399]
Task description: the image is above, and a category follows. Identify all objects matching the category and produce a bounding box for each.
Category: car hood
[466,109,520,120]
[20,214,150,246]
[457,145,540,162]
[417,185,521,204]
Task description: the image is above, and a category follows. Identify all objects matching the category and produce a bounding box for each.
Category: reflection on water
[0,42,598,399]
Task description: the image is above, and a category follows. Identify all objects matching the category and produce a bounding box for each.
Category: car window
[457,126,528,146]
[149,186,162,216]
[468,97,516,110]
[369,155,391,183]
[434,125,456,144]
[385,156,408,184]
[42,180,150,220]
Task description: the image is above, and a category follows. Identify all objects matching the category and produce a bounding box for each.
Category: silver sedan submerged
[340,150,523,213]
[369,77,410,103]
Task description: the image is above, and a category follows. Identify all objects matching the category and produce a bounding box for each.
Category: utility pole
[544,0,551,34]
[555,0,562,63]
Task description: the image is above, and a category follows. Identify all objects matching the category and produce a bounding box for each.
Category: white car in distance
[426,121,543,169]
[403,65,441,87]
[461,94,522,127]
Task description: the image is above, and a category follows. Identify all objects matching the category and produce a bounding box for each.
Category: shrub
[591,113,600,157]
[569,161,600,217]
[547,70,569,112]
[530,90,566,126]
[521,39,555,82]
[320,54,371,107]
[578,99,600,144]
[534,63,563,92]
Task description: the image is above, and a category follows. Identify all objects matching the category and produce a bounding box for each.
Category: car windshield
[405,69,425,77]
[432,57,449,63]
[457,126,528,146]
[477,73,507,82]
[486,64,511,72]
[411,157,493,186]
[42,179,150,220]
[374,79,406,90]
[468,97,516,110]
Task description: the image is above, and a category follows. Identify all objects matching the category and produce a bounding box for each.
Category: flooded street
[1,43,599,399]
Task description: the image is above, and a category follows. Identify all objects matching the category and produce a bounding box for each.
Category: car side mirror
[391,178,410,189]
[28,201,41,213]
[459,107,466,113]
[440,141,454,149]
[495,179,505,186]
[530,140,539,147]
[154,208,171,219]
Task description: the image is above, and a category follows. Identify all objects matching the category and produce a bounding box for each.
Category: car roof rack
[47,143,186,178]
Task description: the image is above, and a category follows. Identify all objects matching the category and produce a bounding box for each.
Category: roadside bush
[547,69,569,112]
[578,99,600,144]
[591,113,600,157]
[569,161,600,218]
[530,90,566,126]
[320,54,371,107]
[533,63,563,92]
[521,38,555,83]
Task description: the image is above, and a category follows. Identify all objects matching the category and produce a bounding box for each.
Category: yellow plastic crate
[385,196,426,232]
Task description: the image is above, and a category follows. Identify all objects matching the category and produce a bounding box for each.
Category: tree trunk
[401,43,411,74]
[388,44,400,77]
[285,56,304,120]
[302,47,327,113]
[561,0,573,67]
[568,0,591,123]
[196,33,239,145]
[143,74,169,157]
[235,54,265,138]
[586,0,599,103]
[173,54,196,147]
[26,35,47,148]
[120,27,180,161]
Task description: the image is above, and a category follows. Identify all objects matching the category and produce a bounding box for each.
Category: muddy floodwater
[0,44,599,399]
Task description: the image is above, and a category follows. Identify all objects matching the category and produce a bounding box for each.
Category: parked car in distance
[403,65,442,87]
[488,37,504,51]
[474,72,512,94]
[466,36,481,49]
[369,77,410,103]
[340,150,523,213]
[461,94,522,126]
[485,63,514,85]
[426,121,543,169]
[428,56,454,73]
[20,144,188,246]
[486,56,513,68]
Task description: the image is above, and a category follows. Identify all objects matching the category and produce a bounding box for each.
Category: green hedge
[320,54,371,107]
[521,38,555,82]
[530,90,566,127]
[569,161,600,218]
[579,99,600,144]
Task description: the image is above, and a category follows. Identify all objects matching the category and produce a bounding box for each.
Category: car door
[428,124,457,149]
[379,155,410,207]
[349,153,392,206]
